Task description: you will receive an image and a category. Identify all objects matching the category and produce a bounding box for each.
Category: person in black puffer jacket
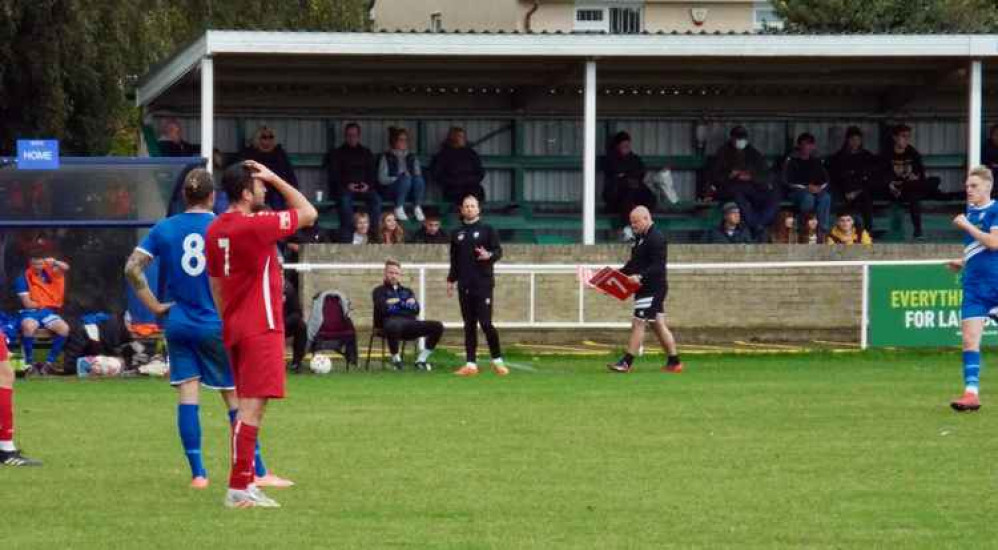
[238,126,299,212]
[431,127,486,206]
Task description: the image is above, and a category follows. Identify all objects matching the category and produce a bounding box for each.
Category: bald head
[629,206,653,234]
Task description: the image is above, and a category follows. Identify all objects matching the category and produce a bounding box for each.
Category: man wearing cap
[704,202,754,244]
[710,126,778,241]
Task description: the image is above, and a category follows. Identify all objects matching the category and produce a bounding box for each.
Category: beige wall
[373,0,761,33]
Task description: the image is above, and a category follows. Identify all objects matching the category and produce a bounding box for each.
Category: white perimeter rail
[286,259,954,350]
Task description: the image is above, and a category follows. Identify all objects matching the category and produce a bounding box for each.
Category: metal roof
[137,30,998,107]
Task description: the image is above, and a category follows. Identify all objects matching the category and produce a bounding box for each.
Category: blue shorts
[19,309,63,328]
[962,281,998,321]
[166,325,234,390]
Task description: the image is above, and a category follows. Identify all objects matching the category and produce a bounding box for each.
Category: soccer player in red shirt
[206,160,317,508]
[0,335,41,466]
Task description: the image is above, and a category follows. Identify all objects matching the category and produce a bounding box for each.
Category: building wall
[371,0,525,32]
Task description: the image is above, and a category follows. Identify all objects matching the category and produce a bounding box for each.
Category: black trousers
[382,317,444,355]
[458,287,501,363]
[285,311,307,368]
[888,179,932,237]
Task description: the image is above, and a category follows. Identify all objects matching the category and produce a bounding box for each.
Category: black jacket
[621,224,667,294]
[431,146,485,193]
[372,282,420,329]
[157,139,197,157]
[781,152,829,192]
[704,223,754,244]
[828,147,879,196]
[238,145,299,210]
[710,143,769,188]
[447,219,502,292]
[602,150,646,204]
[327,143,377,196]
[886,145,925,184]
[412,227,450,244]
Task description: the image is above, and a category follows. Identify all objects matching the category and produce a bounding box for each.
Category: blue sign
[16,139,60,170]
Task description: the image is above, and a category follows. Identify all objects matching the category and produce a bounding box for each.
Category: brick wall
[297,243,961,343]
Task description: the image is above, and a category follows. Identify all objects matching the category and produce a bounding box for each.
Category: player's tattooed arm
[124,250,172,316]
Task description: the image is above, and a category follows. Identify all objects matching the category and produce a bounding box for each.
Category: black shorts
[633,289,667,321]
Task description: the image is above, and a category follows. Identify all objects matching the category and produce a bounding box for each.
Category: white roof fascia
[136,34,209,107]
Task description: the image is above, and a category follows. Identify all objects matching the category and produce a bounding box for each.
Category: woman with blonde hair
[378,211,406,244]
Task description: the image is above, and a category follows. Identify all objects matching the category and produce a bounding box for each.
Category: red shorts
[0,338,7,361]
[226,331,286,399]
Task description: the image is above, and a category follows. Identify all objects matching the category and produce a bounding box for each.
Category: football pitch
[8,349,998,549]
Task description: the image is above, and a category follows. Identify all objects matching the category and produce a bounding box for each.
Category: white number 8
[181,233,206,276]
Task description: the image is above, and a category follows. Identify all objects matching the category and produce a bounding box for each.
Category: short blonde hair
[969,165,994,186]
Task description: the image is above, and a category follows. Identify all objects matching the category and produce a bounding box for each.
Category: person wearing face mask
[782,133,832,235]
[828,126,878,233]
[710,126,778,241]
[238,126,299,212]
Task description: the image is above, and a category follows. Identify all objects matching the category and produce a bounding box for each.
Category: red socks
[0,387,13,442]
[228,421,258,490]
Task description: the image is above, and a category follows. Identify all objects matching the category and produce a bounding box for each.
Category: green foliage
[772,0,998,33]
[0,0,369,155]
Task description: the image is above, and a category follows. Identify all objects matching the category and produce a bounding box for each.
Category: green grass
[8,350,998,549]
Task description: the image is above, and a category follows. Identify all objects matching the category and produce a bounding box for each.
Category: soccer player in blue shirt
[948,166,998,412]
[124,169,293,488]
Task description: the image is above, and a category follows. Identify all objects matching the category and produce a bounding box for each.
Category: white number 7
[218,238,231,276]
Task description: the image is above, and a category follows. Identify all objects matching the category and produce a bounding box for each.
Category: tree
[0,0,369,155]
[771,0,998,34]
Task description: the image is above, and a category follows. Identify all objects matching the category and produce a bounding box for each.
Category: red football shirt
[206,209,298,347]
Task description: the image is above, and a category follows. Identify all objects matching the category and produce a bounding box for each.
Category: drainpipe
[524,0,539,32]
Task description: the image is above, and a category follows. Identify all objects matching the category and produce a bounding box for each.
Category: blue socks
[47,334,66,363]
[963,350,982,394]
[178,404,206,478]
[228,409,267,477]
[22,336,34,363]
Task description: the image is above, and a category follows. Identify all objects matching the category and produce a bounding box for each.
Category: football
[309,354,332,374]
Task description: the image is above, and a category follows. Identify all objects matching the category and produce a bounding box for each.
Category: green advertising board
[868,264,998,347]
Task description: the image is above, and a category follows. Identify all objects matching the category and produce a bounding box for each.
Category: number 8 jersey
[206,210,299,347]
[137,211,220,331]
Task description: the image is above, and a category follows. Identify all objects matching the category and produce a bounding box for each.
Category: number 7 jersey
[206,209,299,347]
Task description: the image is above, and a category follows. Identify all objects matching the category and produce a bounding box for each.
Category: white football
[309,354,332,374]
[91,356,123,377]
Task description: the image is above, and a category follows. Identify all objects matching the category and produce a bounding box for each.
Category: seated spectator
[430,127,486,205]
[800,213,823,244]
[378,127,426,222]
[372,259,444,370]
[157,118,196,157]
[284,276,307,373]
[329,123,381,242]
[603,131,656,238]
[346,212,374,245]
[704,202,753,244]
[378,211,405,244]
[412,211,449,244]
[828,126,878,233]
[769,210,799,244]
[827,212,872,245]
[884,124,931,240]
[983,124,998,196]
[710,126,779,241]
[15,253,70,374]
[239,125,299,211]
[782,133,831,234]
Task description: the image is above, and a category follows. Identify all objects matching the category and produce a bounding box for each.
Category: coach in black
[372,259,444,371]
[447,195,508,376]
[608,206,683,374]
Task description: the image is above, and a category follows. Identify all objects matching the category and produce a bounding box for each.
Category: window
[753,3,784,31]
[430,12,442,32]
[574,4,642,34]
[574,8,607,32]
[609,6,642,34]
[576,9,604,23]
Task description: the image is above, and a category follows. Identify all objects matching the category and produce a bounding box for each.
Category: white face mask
[735,139,748,150]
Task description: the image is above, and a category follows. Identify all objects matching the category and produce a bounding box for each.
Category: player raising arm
[206,161,316,508]
[948,166,998,412]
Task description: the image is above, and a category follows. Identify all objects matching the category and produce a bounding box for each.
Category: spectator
[378,211,405,244]
[412,211,449,244]
[710,126,779,241]
[800,213,823,244]
[378,127,426,222]
[157,118,197,157]
[769,210,799,244]
[284,277,307,373]
[346,212,374,245]
[828,126,878,233]
[430,127,486,205]
[703,202,753,244]
[885,124,930,240]
[371,259,444,371]
[603,131,656,239]
[782,133,831,234]
[239,125,299,211]
[982,124,998,195]
[328,123,381,241]
[15,253,70,374]
[827,212,873,245]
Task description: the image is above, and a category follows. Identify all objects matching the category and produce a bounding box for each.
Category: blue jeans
[789,188,831,233]
[383,174,426,207]
[338,189,382,240]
